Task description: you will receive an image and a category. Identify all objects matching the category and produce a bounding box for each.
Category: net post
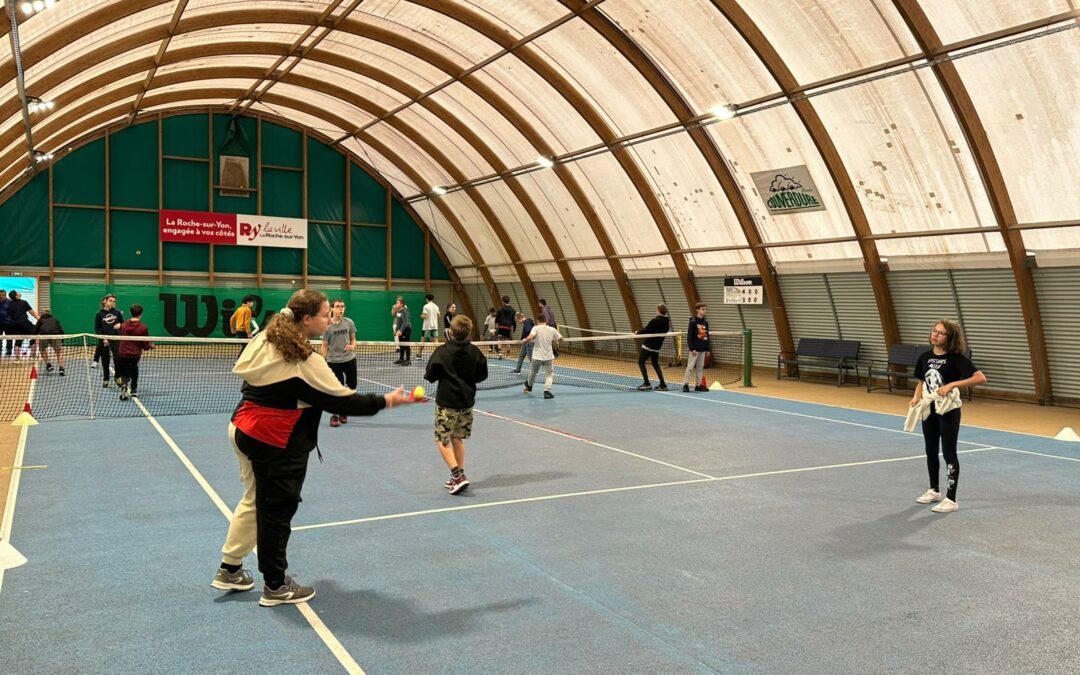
[741,328,753,387]
[84,335,96,419]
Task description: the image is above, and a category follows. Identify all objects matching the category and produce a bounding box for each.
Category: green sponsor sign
[49,283,440,341]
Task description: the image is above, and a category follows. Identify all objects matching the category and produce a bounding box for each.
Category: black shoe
[682,384,690,392]
[59,367,66,377]
[637,383,652,391]
[543,391,554,399]
[523,384,532,393]
[103,380,110,388]
[46,364,54,373]
[655,384,667,391]
[401,360,411,366]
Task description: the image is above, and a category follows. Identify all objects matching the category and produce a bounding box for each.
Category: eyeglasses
[930,330,948,336]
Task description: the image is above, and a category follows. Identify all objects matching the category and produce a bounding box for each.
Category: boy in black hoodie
[636,304,670,390]
[682,303,710,392]
[424,314,489,494]
[36,309,65,376]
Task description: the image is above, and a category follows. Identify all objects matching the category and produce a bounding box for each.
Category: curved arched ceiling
[0,1,1077,391]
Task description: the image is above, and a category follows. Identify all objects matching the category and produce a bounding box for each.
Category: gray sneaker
[259,576,315,607]
[211,566,254,591]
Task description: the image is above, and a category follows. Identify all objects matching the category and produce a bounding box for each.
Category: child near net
[521,313,562,399]
[117,304,153,400]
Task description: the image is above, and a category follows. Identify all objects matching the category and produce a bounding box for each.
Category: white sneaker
[915,489,942,504]
[931,498,958,513]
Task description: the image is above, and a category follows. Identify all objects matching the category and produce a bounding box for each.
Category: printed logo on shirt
[697,324,708,341]
[924,363,945,394]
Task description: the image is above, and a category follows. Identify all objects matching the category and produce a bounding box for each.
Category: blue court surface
[3,384,1080,674]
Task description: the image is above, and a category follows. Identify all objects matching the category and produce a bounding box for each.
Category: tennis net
[0,330,745,421]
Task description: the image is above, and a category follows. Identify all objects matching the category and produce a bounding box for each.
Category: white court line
[474,409,715,479]
[0,425,31,596]
[0,372,36,596]
[294,477,714,531]
[294,446,1002,532]
[358,374,713,478]
[132,398,365,675]
[657,390,1080,462]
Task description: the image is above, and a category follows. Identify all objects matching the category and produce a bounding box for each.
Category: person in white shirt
[418,293,441,359]
[520,313,562,399]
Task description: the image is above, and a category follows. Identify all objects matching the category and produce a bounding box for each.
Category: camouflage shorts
[434,406,474,444]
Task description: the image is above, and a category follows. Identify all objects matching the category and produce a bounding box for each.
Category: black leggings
[96,341,120,380]
[329,359,358,390]
[922,406,961,500]
[638,348,665,386]
[398,326,412,361]
[233,427,310,584]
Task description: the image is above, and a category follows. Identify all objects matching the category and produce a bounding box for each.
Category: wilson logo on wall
[750,165,826,215]
[159,210,307,249]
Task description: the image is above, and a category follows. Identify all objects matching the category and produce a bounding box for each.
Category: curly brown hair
[264,289,327,363]
[934,319,967,355]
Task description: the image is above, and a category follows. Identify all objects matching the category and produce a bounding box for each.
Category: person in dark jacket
[424,314,489,494]
[94,294,124,387]
[636,304,671,391]
[5,290,38,360]
[682,303,710,392]
[212,289,421,606]
[511,311,535,374]
[393,297,412,365]
[36,309,65,375]
[0,290,12,358]
[494,295,516,358]
[443,302,456,340]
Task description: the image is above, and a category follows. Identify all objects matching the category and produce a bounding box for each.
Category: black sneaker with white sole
[259,576,316,607]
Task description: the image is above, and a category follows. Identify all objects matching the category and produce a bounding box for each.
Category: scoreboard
[723,276,763,304]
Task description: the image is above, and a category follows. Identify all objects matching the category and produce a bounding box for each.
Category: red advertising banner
[159,210,307,249]
[159,210,237,245]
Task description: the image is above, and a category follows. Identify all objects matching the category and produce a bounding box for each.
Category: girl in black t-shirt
[910,320,987,513]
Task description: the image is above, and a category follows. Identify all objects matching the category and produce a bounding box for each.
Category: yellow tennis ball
[412,385,425,400]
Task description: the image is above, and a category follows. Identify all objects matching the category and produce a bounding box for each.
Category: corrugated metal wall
[827,272,886,366]
[887,270,960,345]
[577,279,612,332]
[697,275,777,369]
[533,280,579,329]
[1033,267,1080,400]
[778,273,838,342]
[949,269,1033,394]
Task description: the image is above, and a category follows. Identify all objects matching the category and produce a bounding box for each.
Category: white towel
[903,388,962,432]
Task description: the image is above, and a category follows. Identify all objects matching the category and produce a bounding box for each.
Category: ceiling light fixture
[535,156,555,169]
[709,104,737,121]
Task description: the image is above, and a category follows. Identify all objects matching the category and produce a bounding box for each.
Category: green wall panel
[351,226,387,279]
[53,138,105,206]
[51,282,431,340]
[430,245,450,280]
[212,113,257,214]
[391,202,425,279]
[163,242,209,272]
[263,247,303,276]
[0,171,48,266]
[162,113,209,158]
[0,113,456,283]
[308,222,346,277]
[262,122,302,168]
[110,211,158,270]
[54,207,105,268]
[349,163,386,224]
[214,245,257,275]
[109,121,158,209]
[307,138,344,222]
[163,160,210,211]
[261,168,302,217]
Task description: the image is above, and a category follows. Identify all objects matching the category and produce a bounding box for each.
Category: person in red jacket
[212,289,422,607]
[116,304,153,401]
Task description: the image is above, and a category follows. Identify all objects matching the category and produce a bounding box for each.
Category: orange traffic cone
[12,403,37,427]
[699,374,708,389]
[29,365,38,380]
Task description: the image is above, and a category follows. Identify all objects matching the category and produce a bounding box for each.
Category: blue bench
[777,338,861,386]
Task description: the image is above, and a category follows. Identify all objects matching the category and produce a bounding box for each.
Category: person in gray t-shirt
[321,298,357,427]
